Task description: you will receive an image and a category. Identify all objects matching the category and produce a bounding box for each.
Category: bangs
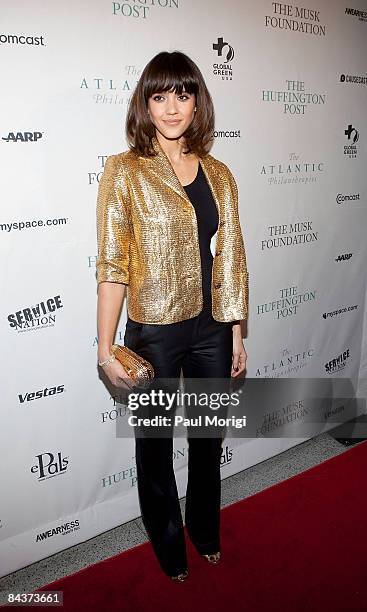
[144,56,199,101]
[126,50,215,157]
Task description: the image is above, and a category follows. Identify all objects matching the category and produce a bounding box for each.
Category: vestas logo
[18,385,65,404]
[2,131,43,143]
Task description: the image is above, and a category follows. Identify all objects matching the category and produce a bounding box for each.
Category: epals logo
[212,38,234,81]
[2,131,43,143]
[220,445,233,466]
[7,295,63,332]
[18,385,65,404]
[325,349,350,374]
[31,451,69,481]
[335,253,352,262]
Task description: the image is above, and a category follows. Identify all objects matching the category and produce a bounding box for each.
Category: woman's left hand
[231,325,247,377]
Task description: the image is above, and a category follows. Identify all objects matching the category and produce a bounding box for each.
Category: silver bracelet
[98,354,116,367]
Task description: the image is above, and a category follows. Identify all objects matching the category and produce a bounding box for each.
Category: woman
[96,50,249,581]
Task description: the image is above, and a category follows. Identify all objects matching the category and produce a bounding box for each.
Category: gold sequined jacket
[96,135,249,324]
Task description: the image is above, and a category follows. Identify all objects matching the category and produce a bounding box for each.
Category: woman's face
[147,88,196,140]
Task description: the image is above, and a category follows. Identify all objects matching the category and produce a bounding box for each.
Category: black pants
[123,301,233,576]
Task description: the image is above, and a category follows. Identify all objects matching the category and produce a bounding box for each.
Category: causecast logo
[340,73,367,86]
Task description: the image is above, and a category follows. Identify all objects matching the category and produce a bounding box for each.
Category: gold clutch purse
[111,344,155,389]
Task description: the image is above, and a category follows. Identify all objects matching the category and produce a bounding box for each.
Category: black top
[183,162,219,306]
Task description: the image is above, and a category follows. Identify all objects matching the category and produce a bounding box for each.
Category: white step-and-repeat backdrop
[1,0,366,577]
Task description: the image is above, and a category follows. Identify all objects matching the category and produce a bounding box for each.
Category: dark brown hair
[125,51,215,158]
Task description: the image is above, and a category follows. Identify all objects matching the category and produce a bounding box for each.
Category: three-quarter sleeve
[96,155,131,285]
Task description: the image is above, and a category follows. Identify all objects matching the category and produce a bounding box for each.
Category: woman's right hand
[99,356,136,390]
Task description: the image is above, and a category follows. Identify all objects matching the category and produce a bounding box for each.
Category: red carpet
[9,441,367,611]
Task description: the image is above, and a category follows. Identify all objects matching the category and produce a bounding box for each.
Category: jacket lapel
[199,156,221,256]
[148,136,222,256]
[199,155,221,218]
[149,136,192,204]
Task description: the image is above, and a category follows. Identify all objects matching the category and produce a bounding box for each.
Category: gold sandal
[170,569,189,581]
[201,551,221,564]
